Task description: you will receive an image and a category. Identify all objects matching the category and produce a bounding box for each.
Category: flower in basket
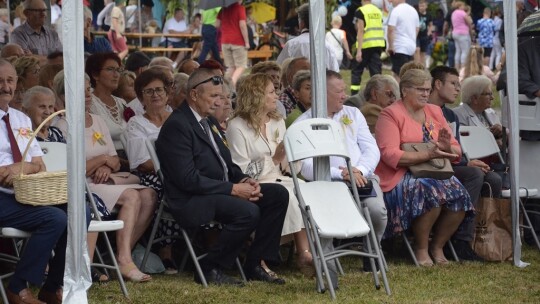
[341,114,353,126]
[92,131,106,146]
[17,128,32,139]
[123,107,135,122]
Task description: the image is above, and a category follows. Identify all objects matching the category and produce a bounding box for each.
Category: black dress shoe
[194,268,244,286]
[362,257,380,273]
[453,240,485,262]
[244,265,285,285]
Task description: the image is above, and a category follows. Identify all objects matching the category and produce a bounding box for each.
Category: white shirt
[387,3,419,56]
[276,31,340,72]
[325,28,345,62]
[97,2,115,27]
[295,105,380,180]
[90,94,128,151]
[0,108,43,194]
[162,17,187,43]
[124,115,160,170]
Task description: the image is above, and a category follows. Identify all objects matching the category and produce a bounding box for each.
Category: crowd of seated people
[0,3,520,298]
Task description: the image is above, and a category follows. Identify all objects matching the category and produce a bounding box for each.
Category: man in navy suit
[156,67,289,286]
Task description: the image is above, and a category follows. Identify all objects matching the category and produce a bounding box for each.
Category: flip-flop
[119,262,152,283]
[91,268,110,284]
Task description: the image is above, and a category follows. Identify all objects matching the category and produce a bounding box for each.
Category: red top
[217,3,247,46]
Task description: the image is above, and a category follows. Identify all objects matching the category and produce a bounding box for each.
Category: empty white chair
[284,118,390,300]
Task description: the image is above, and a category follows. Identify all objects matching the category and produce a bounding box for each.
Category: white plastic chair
[284,118,390,299]
[459,126,540,251]
[144,138,246,286]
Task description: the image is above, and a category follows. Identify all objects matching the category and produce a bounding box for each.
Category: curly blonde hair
[13,56,40,78]
[463,45,484,80]
[234,73,281,136]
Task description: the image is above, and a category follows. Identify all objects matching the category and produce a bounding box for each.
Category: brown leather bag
[401,142,454,180]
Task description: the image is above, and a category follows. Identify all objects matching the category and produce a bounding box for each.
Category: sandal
[91,268,110,284]
[119,262,152,283]
[162,259,178,275]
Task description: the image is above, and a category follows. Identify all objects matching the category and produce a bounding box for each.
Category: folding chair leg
[235,258,247,282]
[1,276,9,304]
[402,233,419,267]
[447,240,459,262]
[313,235,336,300]
[302,213,325,293]
[101,232,129,297]
[181,228,208,287]
[335,257,344,276]
[140,203,165,272]
[94,246,110,278]
[520,199,540,251]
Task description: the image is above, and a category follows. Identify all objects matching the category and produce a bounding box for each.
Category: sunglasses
[192,76,223,90]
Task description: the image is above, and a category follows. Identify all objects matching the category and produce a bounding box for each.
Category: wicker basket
[13,110,67,206]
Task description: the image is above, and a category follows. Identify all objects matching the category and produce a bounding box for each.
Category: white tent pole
[62,0,91,302]
[502,0,524,267]
[309,0,330,181]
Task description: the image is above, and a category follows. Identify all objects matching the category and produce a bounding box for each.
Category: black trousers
[170,183,289,269]
[350,47,383,95]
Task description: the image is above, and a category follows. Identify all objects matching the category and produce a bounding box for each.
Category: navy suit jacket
[156,102,248,209]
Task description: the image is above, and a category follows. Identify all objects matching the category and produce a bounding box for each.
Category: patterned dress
[382,124,474,239]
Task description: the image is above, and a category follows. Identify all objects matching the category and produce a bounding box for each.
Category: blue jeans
[198,24,223,65]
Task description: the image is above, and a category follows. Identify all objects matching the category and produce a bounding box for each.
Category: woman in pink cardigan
[374,69,473,266]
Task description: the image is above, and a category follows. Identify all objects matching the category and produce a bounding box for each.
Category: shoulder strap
[329,29,343,48]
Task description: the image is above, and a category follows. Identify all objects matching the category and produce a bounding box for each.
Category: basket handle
[19,110,66,178]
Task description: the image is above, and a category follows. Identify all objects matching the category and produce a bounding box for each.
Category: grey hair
[149,57,174,72]
[399,69,432,96]
[173,72,189,96]
[22,86,55,109]
[461,75,492,105]
[291,70,311,92]
[52,70,64,96]
[297,3,310,29]
[363,74,399,102]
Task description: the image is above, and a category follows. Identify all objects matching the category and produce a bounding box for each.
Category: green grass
[87,245,540,303]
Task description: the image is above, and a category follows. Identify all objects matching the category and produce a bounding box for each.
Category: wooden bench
[128,46,193,53]
[247,50,273,61]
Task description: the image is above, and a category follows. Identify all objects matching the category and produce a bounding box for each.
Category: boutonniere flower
[273,128,281,144]
[211,124,228,147]
[425,120,436,140]
[123,107,135,122]
[92,131,106,146]
[18,128,32,139]
[341,114,353,126]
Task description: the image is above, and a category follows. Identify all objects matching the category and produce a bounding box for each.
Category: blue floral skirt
[382,172,474,239]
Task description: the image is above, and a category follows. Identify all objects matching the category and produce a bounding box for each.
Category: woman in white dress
[84,74,157,282]
[227,73,313,276]
[124,69,180,274]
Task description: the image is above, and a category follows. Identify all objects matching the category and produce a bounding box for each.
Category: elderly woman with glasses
[86,52,130,170]
[227,73,313,278]
[360,74,399,134]
[13,55,40,90]
[375,69,473,266]
[452,75,503,145]
[123,68,180,274]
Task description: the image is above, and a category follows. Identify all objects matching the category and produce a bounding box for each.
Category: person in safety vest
[350,0,385,95]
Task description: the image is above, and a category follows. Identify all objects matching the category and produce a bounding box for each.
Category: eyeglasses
[446,80,461,90]
[29,67,40,75]
[102,67,124,74]
[412,87,431,95]
[384,90,396,99]
[192,76,223,90]
[14,89,25,95]
[142,87,167,97]
[26,8,48,13]
[229,92,237,100]
[480,91,493,97]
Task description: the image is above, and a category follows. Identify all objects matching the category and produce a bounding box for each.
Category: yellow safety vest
[357,4,385,49]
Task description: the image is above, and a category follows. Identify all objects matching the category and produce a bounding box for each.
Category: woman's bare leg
[430,208,465,263]
[129,188,157,249]
[411,207,441,265]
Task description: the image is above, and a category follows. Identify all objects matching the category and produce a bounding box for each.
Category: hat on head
[125,51,151,72]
